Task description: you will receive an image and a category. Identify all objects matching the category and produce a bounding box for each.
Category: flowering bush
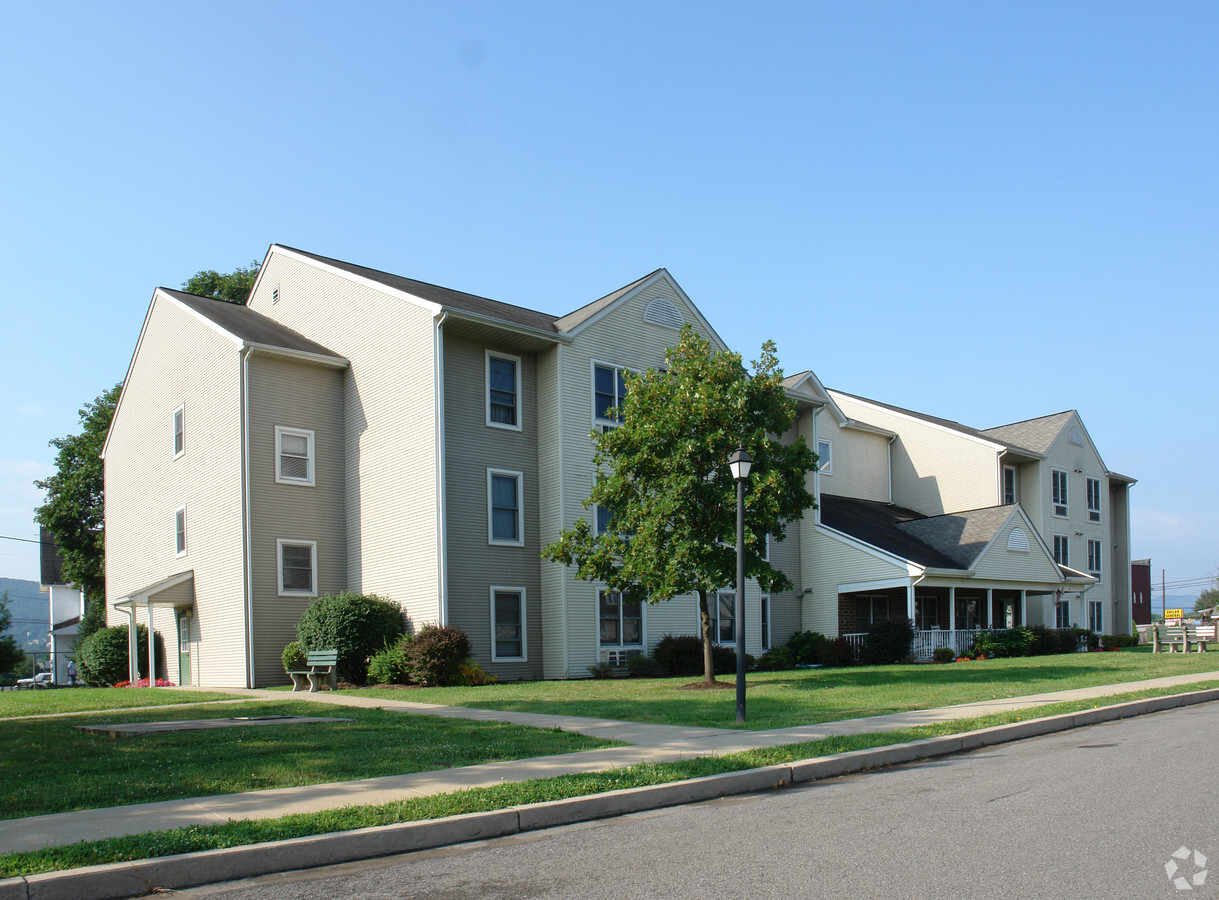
[114,678,176,688]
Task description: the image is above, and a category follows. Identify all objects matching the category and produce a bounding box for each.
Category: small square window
[488,470,524,546]
[276,427,315,486]
[486,351,522,430]
[278,540,317,596]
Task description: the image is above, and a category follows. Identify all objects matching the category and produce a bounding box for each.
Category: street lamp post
[728,444,753,724]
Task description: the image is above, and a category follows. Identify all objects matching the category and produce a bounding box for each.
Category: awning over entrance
[113,570,195,685]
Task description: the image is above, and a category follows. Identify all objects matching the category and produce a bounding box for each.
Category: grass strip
[4,680,1214,879]
[0,688,244,719]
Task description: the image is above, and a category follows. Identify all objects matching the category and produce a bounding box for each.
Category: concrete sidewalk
[3,670,1218,857]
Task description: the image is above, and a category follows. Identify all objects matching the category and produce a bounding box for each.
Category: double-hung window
[760,594,771,650]
[486,351,521,430]
[593,363,628,428]
[1088,539,1102,580]
[1086,477,1101,522]
[1002,466,1017,505]
[1089,600,1103,633]
[491,587,526,660]
[278,539,317,596]
[599,590,642,647]
[1053,534,1069,567]
[817,440,832,475]
[173,405,185,458]
[708,589,736,644]
[1056,598,1072,629]
[856,595,889,630]
[275,427,315,485]
[174,506,187,557]
[1052,469,1068,517]
[488,470,524,546]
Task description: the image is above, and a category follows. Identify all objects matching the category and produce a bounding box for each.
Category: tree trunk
[698,589,716,683]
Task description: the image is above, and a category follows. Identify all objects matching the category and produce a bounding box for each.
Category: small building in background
[40,527,84,684]
[1131,558,1152,626]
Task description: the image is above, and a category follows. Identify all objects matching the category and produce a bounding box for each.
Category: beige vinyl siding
[104,294,247,687]
[551,276,721,676]
[537,344,568,679]
[443,333,543,680]
[249,252,441,626]
[804,528,910,636]
[247,354,347,686]
[820,422,891,502]
[969,516,1064,584]
[831,393,999,516]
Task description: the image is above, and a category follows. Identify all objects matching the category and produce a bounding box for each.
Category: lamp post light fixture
[728,443,752,724]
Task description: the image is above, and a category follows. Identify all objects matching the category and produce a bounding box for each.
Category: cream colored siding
[804,528,909,636]
[537,344,568,678]
[551,276,721,676]
[247,354,346,686]
[104,295,247,687]
[819,421,890,502]
[249,252,440,625]
[831,393,998,515]
[443,333,543,680]
[969,517,1063,583]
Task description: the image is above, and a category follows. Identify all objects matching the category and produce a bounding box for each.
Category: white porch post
[949,588,956,632]
[1020,590,1026,627]
[985,589,992,628]
[124,606,138,684]
[907,582,916,622]
[147,605,156,687]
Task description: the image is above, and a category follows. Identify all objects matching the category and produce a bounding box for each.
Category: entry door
[177,612,192,686]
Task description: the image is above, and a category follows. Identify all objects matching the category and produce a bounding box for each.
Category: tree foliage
[34,384,121,602]
[1194,581,1219,614]
[543,326,817,682]
[0,593,25,673]
[181,261,260,305]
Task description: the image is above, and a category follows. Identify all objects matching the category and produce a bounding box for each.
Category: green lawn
[342,649,1219,729]
[0,700,614,819]
[0,687,242,719]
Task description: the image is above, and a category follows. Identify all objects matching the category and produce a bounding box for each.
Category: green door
[177,612,192,686]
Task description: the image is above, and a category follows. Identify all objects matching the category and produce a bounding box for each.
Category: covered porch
[113,570,195,686]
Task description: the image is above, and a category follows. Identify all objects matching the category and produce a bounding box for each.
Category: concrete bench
[1152,625,1216,653]
[287,650,338,692]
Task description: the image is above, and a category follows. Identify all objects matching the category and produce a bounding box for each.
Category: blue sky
[1,2,1215,603]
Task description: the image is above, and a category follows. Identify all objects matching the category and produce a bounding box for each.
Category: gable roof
[162,290,345,361]
[828,390,1044,458]
[897,505,1016,569]
[980,411,1076,455]
[553,270,661,332]
[820,495,966,570]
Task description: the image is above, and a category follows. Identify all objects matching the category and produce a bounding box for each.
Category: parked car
[16,672,54,689]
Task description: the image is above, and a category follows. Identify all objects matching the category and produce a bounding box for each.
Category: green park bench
[1152,624,1216,654]
[287,650,338,692]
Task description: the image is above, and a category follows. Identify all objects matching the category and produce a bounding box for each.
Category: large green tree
[543,326,817,683]
[0,592,25,673]
[34,384,121,603]
[182,260,260,304]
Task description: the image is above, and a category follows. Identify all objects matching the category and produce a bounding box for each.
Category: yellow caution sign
[1165,609,1184,620]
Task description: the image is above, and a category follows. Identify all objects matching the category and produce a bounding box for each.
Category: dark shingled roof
[980,411,1075,455]
[281,246,562,334]
[161,290,345,361]
[829,390,1043,458]
[821,495,1017,571]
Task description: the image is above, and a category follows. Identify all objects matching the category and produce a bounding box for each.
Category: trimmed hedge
[651,634,735,676]
[861,618,914,665]
[404,624,472,686]
[76,624,160,686]
[296,592,405,684]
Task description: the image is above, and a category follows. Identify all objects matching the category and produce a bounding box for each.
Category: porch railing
[843,629,992,661]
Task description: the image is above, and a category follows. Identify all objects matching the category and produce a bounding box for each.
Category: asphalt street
[177,702,1218,900]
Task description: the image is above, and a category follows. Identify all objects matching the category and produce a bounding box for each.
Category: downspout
[908,571,927,623]
[434,312,448,626]
[241,346,255,688]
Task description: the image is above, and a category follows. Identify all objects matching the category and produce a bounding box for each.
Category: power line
[0,535,40,545]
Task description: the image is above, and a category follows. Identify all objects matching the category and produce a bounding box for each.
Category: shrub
[1027,625,1060,657]
[817,637,856,667]
[786,630,828,665]
[651,634,704,676]
[1071,627,1099,651]
[76,624,159,686]
[756,646,795,671]
[1102,634,1138,648]
[296,592,405,684]
[281,641,305,672]
[861,618,913,665]
[455,660,498,686]
[404,624,472,686]
[627,654,664,678]
[367,638,412,685]
[932,647,956,663]
[587,661,615,679]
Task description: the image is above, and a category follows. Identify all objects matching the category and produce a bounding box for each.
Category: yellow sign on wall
[1165,609,1184,620]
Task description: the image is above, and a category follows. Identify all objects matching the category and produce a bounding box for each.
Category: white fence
[843,629,991,661]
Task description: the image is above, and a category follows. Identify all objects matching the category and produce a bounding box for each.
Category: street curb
[6,687,1218,900]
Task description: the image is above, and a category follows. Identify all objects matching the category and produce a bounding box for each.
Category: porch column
[124,606,138,684]
[907,582,916,622]
[949,588,956,632]
[1019,591,1026,627]
[148,605,157,688]
[985,589,992,628]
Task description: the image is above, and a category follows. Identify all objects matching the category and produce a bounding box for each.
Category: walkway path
[3,670,1217,855]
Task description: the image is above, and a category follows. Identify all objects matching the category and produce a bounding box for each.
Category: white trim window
[1086,477,1102,523]
[1088,539,1102,581]
[1052,469,1068,517]
[1052,534,1069,567]
[174,506,187,557]
[1056,598,1072,629]
[817,439,832,475]
[593,362,628,427]
[490,587,527,661]
[760,594,771,650]
[486,351,522,430]
[277,539,317,596]
[599,589,643,648]
[856,594,889,630]
[487,469,524,546]
[1089,599,1103,633]
[275,426,315,486]
[1002,465,1017,505]
[173,405,185,459]
[707,589,736,644]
